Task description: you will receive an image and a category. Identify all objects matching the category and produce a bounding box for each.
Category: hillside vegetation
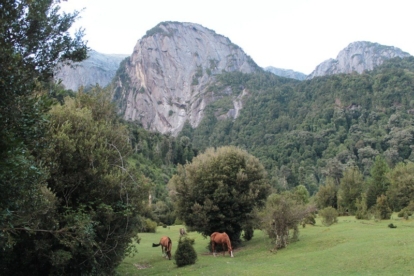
[179,57,414,194]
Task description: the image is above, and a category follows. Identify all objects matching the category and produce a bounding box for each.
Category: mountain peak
[114,21,260,135]
[307,41,411,79]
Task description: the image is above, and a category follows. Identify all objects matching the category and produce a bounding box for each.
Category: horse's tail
[152,243,161,247]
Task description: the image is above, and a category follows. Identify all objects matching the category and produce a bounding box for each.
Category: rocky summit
[113,21,259,135]
[307,41,411,79]
[55,50,128,91]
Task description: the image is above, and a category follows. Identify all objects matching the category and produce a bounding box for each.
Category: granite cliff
[113,21,260,135]
[307,41,411,79]
[55,50,128,90]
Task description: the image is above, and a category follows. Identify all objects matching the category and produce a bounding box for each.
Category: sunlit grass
[117,215,414,275]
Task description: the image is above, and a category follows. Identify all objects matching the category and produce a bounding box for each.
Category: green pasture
[118,216,414,275]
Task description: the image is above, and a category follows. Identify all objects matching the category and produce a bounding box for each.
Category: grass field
[117,215,414,275]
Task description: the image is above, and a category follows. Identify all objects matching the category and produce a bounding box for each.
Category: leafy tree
[0,0,87,252]
[355,193,370,219]
[0,90,148,275]
[375,195,392,220]
[337,166,364,214]
[387,162,414,211]
[260,193,316,251]
[366,156,390,209]
[314,177,338,209]
[168,146,270,245]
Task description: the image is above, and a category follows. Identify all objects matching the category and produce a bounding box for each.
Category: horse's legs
[212,242,216,257]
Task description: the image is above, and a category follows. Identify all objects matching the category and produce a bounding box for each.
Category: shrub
[141,218,158,233]
[374,195,392,220]
[174,237,197,267]
[318,207,338,226]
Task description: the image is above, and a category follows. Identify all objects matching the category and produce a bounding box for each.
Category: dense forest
[178,57,414,194]
[3,1,414,274]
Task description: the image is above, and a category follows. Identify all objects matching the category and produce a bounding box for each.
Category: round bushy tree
[169,146,270,245]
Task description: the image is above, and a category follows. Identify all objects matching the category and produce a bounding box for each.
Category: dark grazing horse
[210,232,234,257]
[152,236,172,260]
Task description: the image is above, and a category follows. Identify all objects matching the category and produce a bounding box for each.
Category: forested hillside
[177,57,414,195]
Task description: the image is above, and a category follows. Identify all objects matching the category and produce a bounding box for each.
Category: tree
[260,193,316,251]
[314,177,338,209]
[0,90,148,275]
[337,166,364,214]
[387,162,414,211]
[366,155,390,209]
[0,0,87,251]
[168,146,270,244]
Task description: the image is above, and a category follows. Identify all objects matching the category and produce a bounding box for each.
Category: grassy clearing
[117,215,414,275]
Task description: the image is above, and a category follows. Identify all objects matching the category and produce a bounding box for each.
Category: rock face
[114,21,259,135]
[307,41,411,79]
[55,50,128,90]
[265,66,306,80]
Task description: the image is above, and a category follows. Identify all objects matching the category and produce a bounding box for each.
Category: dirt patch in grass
[134,263,151,269]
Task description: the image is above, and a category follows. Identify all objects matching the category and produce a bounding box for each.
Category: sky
[60,0,414,75]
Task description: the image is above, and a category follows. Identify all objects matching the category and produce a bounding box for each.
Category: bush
[174,217,183,225]
[141,218,158,233]
[174,237,197,267]
[374,195,392,220]
[318,207,338,226]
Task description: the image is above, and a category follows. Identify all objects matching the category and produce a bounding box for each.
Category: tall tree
[387,162,414,211]
[168,146,270,244]
[366,155,390,209]
[338,166,364,214]
[1,89,149,275]
[0,0,87,250]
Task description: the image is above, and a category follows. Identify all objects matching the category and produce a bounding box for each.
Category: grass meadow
[117,215,414,275]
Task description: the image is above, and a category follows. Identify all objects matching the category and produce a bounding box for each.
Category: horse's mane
[167,237,172,252]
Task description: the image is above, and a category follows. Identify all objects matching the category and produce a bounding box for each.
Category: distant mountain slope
[113,21,260,135]
[307,41,411,79]
[265,66,306,80]
[55,50,128,90]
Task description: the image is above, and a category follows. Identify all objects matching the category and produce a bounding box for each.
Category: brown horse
[210,232,234,257]
[152,236,172,260]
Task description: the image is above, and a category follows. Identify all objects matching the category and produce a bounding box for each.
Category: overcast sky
[60,0,414,75]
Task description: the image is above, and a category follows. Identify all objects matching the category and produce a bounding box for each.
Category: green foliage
[366,156,390,209]
[0,1,88,274]
[337,166,364,214]
[355,193,371,219]
[169,146,270,245]
[374,195,392,220]
[397,201,414,219]
[260,193,316,250]
[1,89,148,275]
[314,178,338,209]
[318,207,339,226]
[187,57,414,193]
[386,162,414,211]
[142,218,158,233]
[174,237,197,267]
